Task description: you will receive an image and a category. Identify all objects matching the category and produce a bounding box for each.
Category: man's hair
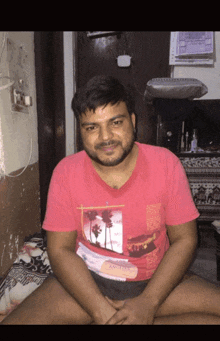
[71,75,135,121]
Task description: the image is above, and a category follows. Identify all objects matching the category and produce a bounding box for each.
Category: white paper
[169,32,214,66]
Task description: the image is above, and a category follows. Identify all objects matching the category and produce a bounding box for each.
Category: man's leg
[1,277,92,325]
[154,313,220,324]
[3,273,220,325]
[153,274,220,323]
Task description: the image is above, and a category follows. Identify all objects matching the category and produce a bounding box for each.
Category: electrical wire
[6,137,33,178]
[0,33,14,91]
[0,32,32,178]
[0,32,6,66]
[0,76,14,91]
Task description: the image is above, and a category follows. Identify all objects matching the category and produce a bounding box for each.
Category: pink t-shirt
[43,142,199,282]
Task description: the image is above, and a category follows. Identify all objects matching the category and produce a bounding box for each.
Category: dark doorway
[34,31,66,224]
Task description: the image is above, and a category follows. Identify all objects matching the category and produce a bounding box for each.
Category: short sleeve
[42,161,77,232]
[164,156,200,226]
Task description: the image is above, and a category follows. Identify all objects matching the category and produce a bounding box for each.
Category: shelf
[177,152,220,158]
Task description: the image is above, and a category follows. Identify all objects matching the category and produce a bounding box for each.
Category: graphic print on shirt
[77,204,125,254]
[77,204,137,281]
[127,233,157,257]
[76,203,162,281]
[126,204,161,258]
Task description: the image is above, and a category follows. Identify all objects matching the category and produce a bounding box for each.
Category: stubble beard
[83,133,136,167]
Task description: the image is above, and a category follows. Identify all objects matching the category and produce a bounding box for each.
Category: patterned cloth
[0,232,52,317]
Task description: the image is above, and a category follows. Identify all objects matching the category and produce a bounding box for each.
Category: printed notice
[169,32,214,65]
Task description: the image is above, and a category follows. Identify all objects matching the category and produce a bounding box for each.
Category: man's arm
[106,219,198,324]
[46,230,116,324]
[141,219,198,307]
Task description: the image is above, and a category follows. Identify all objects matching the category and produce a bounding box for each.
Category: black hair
[71,75,135,121]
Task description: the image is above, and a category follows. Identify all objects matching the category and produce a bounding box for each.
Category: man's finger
[105,297,125,310]
[105,309,128,325]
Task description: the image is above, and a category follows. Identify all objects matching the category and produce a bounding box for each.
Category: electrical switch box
[7,38,32,114]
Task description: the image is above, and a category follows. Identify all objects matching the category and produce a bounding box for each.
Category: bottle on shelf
[191,129,198,153]
[180,121,185,152]
[185,131,189,151]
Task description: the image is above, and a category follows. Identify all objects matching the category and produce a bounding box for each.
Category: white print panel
[76,242,138,281]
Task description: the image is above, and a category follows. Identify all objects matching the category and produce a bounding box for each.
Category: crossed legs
[154,274,220,324]
[2,274,220,324]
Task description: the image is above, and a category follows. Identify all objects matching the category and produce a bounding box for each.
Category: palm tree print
[92,224,102,246]
[85,210,98,242]
[101,210,113,251]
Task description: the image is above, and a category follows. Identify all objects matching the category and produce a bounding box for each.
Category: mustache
[95,140,121,150]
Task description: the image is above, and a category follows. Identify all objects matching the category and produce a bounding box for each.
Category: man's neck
[91,144,139,189]
[92,143,138,173]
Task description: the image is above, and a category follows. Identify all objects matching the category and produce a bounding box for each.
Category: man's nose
[99,126,113,141]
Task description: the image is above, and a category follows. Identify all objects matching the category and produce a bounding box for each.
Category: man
[2,75,220,324]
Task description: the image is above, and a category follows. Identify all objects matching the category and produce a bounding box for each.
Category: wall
[173,32,220,100]
[0,32,41,276]
[64,32,77,156]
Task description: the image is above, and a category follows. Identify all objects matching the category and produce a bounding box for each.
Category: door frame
[34,31,66,223]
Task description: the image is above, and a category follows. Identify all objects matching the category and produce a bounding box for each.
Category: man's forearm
[48,248,116,324]
[139,237,197,312]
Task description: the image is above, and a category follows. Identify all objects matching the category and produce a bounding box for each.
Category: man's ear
[131,113,136,130]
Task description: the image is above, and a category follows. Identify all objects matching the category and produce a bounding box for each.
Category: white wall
[173,32,220,100]
[0,31,38,176]
[0,31,77,178]
[64,31,77,156]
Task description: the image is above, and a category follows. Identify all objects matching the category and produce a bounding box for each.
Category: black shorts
[50,271,149,301]
[90,271,149,300]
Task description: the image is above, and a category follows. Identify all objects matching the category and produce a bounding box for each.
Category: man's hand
[92,299,117,324]
[105,295,157,325]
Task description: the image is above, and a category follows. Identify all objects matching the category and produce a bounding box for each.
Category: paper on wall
[169,32,214,66]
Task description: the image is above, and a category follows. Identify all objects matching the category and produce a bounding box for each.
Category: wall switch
[117,55,132,67]
[24,95,32,106]
[7,38,30,114]
[12,88,32,109]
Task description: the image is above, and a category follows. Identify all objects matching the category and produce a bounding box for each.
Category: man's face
[79,101,136,167]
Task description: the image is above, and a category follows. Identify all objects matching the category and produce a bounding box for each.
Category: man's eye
[113,120,123,126]
[86,126,96,131]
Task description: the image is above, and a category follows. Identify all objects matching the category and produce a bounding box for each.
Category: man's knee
[1,276,92,325]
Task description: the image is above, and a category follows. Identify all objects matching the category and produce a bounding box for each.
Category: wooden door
[34,32,66,223]
[75,31,171,151]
